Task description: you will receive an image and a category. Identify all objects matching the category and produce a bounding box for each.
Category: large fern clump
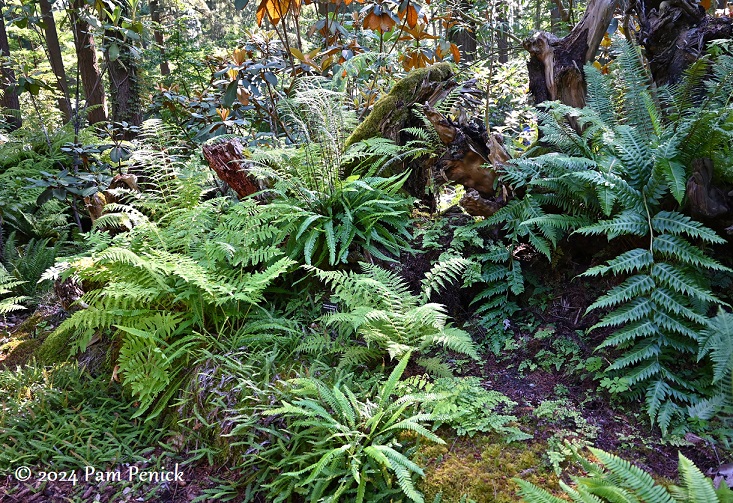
[245,81,417,267]
[51,196,295,419]
[47,120,299,419]
[515,446,732,503]
[476,39,733,433]
[302,259,478,373]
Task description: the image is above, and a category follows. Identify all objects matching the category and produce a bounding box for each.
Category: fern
[0,264,28,315]
[489,37,733,433]
[50,197,296,420]
[262,351,444,503]
[306,261,479,371]
[516,447,723,503]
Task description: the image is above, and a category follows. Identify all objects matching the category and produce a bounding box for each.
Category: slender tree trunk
[150,0,170,76]
[0,3,21,131]
[451,1,478,62]
[39,0,72,123]
[497,15,509,64]
[104,1,142,135]
[70,0,108,125]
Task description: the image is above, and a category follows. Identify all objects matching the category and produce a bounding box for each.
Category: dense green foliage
[471,40,733,433]
[2,0,733,500]
[516,447,733,503]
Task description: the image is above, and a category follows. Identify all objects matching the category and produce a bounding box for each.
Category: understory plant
[475,39,733,433]
[515,446,733,503]
[407,375,532,442]
[302,259,478,372]
[0,363,162,472]
[46,120,299,420]
[260,352,444,503]
[251,80,417,267]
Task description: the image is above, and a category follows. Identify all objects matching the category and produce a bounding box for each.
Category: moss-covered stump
[345,63,455,148]
[0,307,73,368]
[1,311,48,369]
[0,338,42,368]
[417,434,561,503]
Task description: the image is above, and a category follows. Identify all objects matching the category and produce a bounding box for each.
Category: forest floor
[0,219,730,503]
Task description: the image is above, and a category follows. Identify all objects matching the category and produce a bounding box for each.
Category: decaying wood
[460,189,503,218]
[54,277,85,312]
[83,173,141,223]
[627,0,733,85]
[346,65,512,216]
[524,0,619,108]
[686,158,730,218]
[202,138,260,199]
[422,104,511,217]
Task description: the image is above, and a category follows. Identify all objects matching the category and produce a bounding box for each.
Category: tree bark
[104,4,142,135]
[628,0,733,86]
[451,1,478,62]
[524,0,619,108]
[202,139,262,199]
[0,3,21,131]
[150,0,170,76]
[497,15,509,64]
[70,0,108,125]
[39,0,72,124]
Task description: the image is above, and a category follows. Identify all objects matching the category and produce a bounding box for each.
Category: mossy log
[347,64,510,216]
[345,63,455,147]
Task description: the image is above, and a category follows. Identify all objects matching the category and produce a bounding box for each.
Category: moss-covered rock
[0,338,42,368]
[345,63,454,148]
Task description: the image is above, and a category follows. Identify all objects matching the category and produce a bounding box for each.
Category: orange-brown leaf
[406,5,418,28]
[232,48,247,65]
[380,13,396,32]
[256,0,267,25]
[237,88,250,106]
[700,0,711,10]
[450,42,460,63]
[363,11,379,30]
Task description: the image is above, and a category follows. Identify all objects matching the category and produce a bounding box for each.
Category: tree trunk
[104,2,142,136]
[150,0,170,76]
[524,0,619,108]
[39,0,72,123]
[70,0,108,125]
[628,0,733,86]
[0,3,21,131]
[451,1,477,62]
[497,15,509,64]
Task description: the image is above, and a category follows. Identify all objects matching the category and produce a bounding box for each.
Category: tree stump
[628,0,733,86]
[344,64,511,216]
[524,0,619,109]
[202,138,260,199]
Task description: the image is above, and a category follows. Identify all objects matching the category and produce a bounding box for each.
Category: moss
[0,338,42,369]
[417,432,563,503]
[345,63,454,147]
[35,329,74,365]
